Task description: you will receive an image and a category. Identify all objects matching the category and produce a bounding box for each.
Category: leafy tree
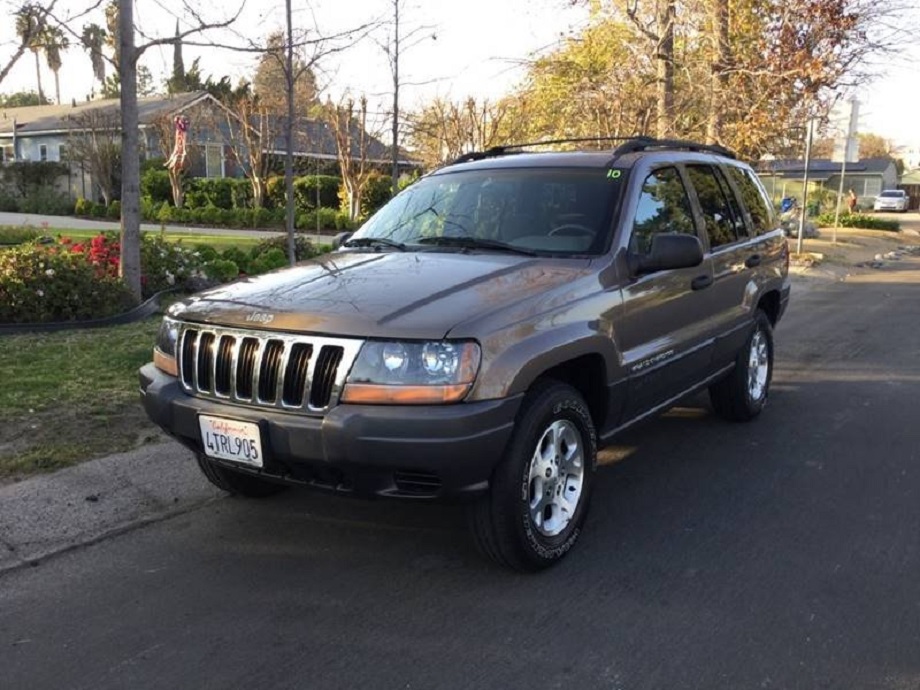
[0,90,51,106]
[15,6,46,102]
[253,31,319,114]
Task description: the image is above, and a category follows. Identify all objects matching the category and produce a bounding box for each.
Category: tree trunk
[53,69,61,105]
[706,0,730,144]
[284,0,296,265]
[169,169,184,208]
[655,0,675,139]
[252,176,264,209]
[34,50,44,103]
[118,0,142,301]
[390,0,400,198]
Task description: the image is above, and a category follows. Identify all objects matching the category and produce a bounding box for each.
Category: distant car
[873,189,909,212]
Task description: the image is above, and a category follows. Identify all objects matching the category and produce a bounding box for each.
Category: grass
[45,228,268,251]
[0,317,164,481]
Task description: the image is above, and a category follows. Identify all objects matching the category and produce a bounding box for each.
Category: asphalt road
[2,264,920,689]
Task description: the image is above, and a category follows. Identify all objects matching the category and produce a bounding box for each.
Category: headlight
[342,340,481,404]
[153,317,180,377]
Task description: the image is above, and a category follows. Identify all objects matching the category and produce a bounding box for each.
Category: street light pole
[796,118,814,256]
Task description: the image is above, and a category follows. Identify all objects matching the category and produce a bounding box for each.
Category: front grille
[178,325,362,414]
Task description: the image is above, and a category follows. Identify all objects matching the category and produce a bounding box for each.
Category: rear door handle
[691,275,713,291]
[745,254,762,268]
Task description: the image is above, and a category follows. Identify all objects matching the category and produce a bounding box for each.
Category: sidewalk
[0,441,221,575]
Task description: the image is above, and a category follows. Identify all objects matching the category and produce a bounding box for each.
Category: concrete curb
[0,441,222,576]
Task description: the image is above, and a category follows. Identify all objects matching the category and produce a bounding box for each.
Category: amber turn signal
[340,383,471,405]
[153,348,178,377]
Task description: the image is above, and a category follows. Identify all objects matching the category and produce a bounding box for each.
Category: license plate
[199,415,264,468]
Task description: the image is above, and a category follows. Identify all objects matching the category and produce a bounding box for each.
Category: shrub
[0,225,39,245]
[362,173,392,216]
[249,247,288,274]
[249,207,273,228]
[0,242,136,323]
[141,168,173,205]
[74,197,90,216]
[334,211,357,231]
[106,200,121,219]
[252,235,320,262]
[230,179,253,209]
[293,175,341,211]
[221,246,251,273]
[90,202,107,218]
[0,188,19,212]
[815,212,900,232]
[192,244,219,263]
[139,234,200,297]
[203,259,240,283]
[265,176,287,209]
[18,187,74,216]
[186,178,234,210]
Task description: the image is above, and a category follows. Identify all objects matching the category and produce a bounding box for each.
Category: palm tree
[81,23,107,88]
[15,8,45,103]
[43,26,69,105]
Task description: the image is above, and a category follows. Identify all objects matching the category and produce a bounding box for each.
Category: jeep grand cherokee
[140,136,791,571]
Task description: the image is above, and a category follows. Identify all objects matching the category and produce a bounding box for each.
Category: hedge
[815,212,901,232]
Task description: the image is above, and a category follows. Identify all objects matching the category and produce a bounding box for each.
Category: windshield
[352,167,622,255]
[880,191,905,198]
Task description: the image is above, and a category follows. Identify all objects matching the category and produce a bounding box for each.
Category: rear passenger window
[728,167,776,236]
[686,165,745,248]
[630,167,695,255]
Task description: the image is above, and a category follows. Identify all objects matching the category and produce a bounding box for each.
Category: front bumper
[139,363,521,501]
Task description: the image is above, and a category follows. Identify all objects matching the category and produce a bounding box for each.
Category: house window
[0,144,13,163]
[58,144,68,162]
[39,144,48,162]
[205,144,224,179]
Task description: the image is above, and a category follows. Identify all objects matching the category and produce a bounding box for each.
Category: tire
[196,455,288,498]
[709,310,774,422]
[468,380,597,572]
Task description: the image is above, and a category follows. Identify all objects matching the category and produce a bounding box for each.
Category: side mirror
[632,233,704,275]
[332,231,354,249]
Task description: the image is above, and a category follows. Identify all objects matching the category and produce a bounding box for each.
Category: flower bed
[0,232,328,324]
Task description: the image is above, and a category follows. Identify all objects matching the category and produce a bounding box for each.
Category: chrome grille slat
[176,324,362,415]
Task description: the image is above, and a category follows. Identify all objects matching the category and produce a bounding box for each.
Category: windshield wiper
[342,237,407,251]
[416,236,537,256]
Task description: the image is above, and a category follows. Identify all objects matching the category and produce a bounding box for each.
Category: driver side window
[630,167,695,254]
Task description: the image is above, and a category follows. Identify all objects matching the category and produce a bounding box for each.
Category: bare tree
[67,105,121,206]
[327,96,373,221]
[217,92,280,210]
[407,97,511,168]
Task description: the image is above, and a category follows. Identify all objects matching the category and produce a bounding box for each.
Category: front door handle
[745,254,762,268]
[691,274,713,291]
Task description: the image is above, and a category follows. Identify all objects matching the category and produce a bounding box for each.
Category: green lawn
[0,317,164,480]
[49,228,268,251]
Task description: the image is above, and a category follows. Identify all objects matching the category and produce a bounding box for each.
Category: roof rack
[611,136,736,159]
[449,136,639,165]
[448,135,737,166]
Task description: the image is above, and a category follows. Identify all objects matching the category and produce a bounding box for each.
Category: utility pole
[796,119,814,256]
[390,0,400,198]
[284,0,296,265]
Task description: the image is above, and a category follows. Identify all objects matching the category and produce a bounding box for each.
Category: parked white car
[873,189,909,212]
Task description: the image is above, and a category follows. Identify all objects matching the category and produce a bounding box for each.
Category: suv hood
[171,250,593,340]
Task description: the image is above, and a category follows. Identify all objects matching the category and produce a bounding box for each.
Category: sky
[1,0,918,151]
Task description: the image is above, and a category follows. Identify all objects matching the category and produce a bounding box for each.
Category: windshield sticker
[606,169,622,180]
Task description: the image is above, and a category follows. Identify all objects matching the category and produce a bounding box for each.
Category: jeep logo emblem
[245,312,274,324]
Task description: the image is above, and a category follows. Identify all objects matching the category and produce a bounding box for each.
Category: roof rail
[448,135,737,166]
[449,136,639,165]
[611,136,736,159]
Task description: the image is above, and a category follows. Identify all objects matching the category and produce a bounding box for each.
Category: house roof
[756,157,896,180]
[899,168,920,186]
[266,117,411,165]
[0,91,208,136]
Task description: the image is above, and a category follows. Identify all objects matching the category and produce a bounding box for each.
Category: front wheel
[468,381,597,571]
[709,310,774,422]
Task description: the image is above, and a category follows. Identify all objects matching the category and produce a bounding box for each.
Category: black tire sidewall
[505,384,597,566]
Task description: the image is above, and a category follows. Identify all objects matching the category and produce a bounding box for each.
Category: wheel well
[537,355,608,430]
[757,290,781,326]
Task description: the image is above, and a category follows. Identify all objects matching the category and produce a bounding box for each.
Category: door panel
[618,166,715,419]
